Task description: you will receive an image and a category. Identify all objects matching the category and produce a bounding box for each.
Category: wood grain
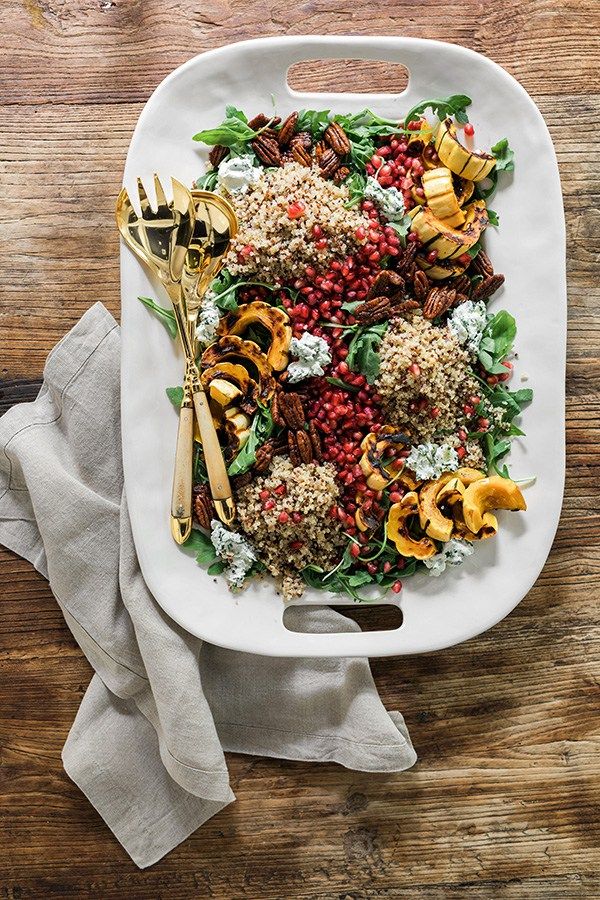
[1,1,599,896]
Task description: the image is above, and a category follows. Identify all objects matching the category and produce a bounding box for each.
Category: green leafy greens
[138,296,177,339]
[471,381,533,477]
[346,322,388,384]
[475,137,515,203]
[166,386,184,409]
[478,310,516,375]
[227,403,275,476]
[403,94,472,126]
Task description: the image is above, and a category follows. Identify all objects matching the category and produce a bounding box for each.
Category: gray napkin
[0,302,416,868]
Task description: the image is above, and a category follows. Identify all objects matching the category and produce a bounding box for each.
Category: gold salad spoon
[116,176,236,542]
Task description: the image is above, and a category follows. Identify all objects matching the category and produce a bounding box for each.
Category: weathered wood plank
[1,0,599,896]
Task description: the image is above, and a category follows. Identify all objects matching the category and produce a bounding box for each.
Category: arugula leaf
[166,386,184,409]
[209,270,297,313]
[491,137,515,172]
[225,105,248,123]
[386,215,413,246]
[404,94,472,126]
[487,208,500,226]
[477,310,516,374]
[138,296,177,339]
[325,376,360,393]
[296,108,331,138]
[207,560,226,576]
[194,169,219,191]
[347,323,387,384]
[470,380,533,477]
[227,403,274,476]
[344,171,367,208]
[340,300,361,313]
[467,241,482,259]
[193,442,208,483]
[183,528,218,566]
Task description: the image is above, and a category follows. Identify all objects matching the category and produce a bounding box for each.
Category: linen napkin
[0,302,416,868]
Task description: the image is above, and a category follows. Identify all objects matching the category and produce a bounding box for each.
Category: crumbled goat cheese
[217,155,263,194]
[424,539,474,576]
[210,519,256,588]
[405,442,459,481]
[448,300,488,355]
[195,290,221,345]
[286,332,332,383]
[363,176,406,223]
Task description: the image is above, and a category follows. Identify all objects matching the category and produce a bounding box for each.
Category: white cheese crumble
[405,442,459,481]
[447,300,487,355]
[286,332,332,383]
[210,519,256,589]
[217,154,263,194]
[423,539,474,577]
[363,176,406,223]
[195,290,221,345]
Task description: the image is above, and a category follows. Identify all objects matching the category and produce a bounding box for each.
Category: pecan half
[208,144,227,167]
[279,392,306,429]
[290,131,312,150]
[291,144,312,167]
[232,471,253,490]
[278,111,298,146]
[271,390,286,427]
[324,121,351,155]
[314,140,328,163]
[453,293,469,306]
[393,299,421,317]
[287,431,302,467]
[318,148,341,178]
[193,484,214,530]
[333,165,351,184]
[355,296,392,325]
[412,269,430,301]
[366,270,405,300]
[423,286,457,319]
[471,249,494,278]
[248,113,281,131]
[308,421,323,462]
[472,273,505,302]
[450,274,471,297]
[252,134,282,166]
[254,439,274,473]
[295,429,314,464]
[397,242,418,276]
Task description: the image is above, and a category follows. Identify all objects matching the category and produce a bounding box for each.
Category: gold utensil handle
[192,389,233,499]
[170,403,194,544]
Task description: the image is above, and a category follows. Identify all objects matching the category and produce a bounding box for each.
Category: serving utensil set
[116,176,238,542]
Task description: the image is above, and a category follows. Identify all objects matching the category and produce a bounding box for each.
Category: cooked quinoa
[236,458,345,599]
[221,162,368,281]
[377,314,479,442]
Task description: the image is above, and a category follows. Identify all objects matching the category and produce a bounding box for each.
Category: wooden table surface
[1,1,599,897]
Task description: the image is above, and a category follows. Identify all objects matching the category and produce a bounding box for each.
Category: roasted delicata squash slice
[421,167,466,228]
[409,200,489,261]
[388,492,437,560]
[359,428,412,491]
[434,118,496,182]
[462,476,526,534]
[223,408,252,452]
[217,301,292,371]
[415,255,470,281]
[201,335,276,402]
[201,362,260,414]
[418,474,465,542]
[454,176,475,208]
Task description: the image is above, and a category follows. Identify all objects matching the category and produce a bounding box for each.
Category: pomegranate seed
[366,562,378,575]
[350,542,361,558]
[458,428,467,442]
[239,244,253,257]
[289,539,304,550]
[458,252,472,266]
[278,511,289,524]
[383,561,392,574]
[312,224,323,238]
[370,154,383,169]
[478,417,490,429]
[430,407,440,419]
[264,499,275,510]
[287,200,306,219]
[389,491,403,503]
[292,511,304,524]
[408,362,421,377]
[457,446,467,460]
[259,489,270,501]
[426,249,439,264]
[464,123,475,136]
[274,484,287,496]
[391,581,403,594]
[315,238,328,250]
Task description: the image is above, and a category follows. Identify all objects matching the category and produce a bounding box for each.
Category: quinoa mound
[236,458,345,599]
[222,162,368,281]
[377,314,480,442]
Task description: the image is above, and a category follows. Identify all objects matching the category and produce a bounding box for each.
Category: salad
[141,95,532,601]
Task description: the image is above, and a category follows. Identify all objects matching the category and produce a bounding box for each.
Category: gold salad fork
[116,176,235,542]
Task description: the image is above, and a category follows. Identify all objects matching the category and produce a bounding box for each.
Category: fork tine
[154,173,168,208]
[136,176,149,205]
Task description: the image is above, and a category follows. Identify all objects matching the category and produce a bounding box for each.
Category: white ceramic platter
[120,36,565,657]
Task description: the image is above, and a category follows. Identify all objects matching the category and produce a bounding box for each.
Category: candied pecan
[254,440,275,473]
[272,439,288,457]
[248,113,281,131]
[252,134,282,166]
[450,274,471,296]
[412,269,430,301]
[287,431,302,466]
[293,429,313,464]
[308,421,322,462]
[193,484,214,530]
[366,269,405,300]
[260,127,280,141]
[208,144,227,167]
[392,299,421,317]
[333,165,351,184]
[277,111,298,146]
[232,471,253,490]
[279,392,306,429]
[471,249,494,278]
[423,286,457,319]
[291,144,312,167]
[324,121,351,155]
[397,242,418,276]
[290,131,312,150]
[471,273,505,302]
[314,140,327,163]
[271,390,285,427]
[453,293,469,306]
[354,296,392,325]
[319,148,341,178]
